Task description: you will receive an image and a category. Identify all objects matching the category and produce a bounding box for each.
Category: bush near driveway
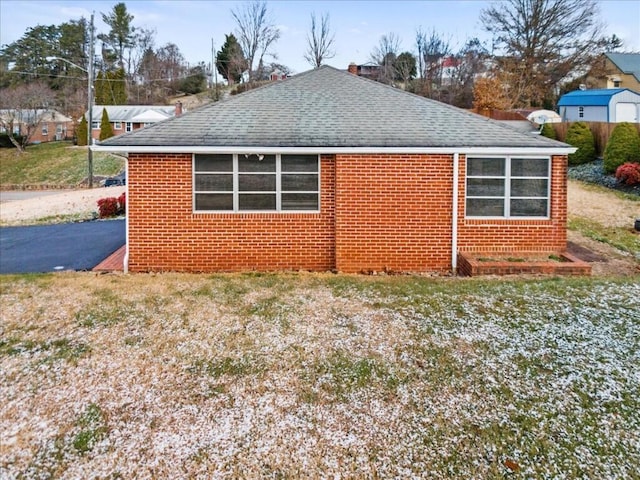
[1,273,639,479]
[604,122,640,174]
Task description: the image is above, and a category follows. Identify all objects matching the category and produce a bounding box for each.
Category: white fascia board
[92,145,577,156]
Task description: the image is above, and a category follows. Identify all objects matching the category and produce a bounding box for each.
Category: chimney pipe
[348,62,358,75]
[175,101,183,116]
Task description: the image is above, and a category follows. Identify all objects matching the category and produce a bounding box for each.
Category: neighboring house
[347,62,382,79]
[0,109,74,143]
[95,66,574,274]
[85,104,182,140]
[269,69,288,81]
[557,88,640,123]
[593,53,640,91]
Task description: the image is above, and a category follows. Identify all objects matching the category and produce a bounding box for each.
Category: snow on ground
[1,274,639,479]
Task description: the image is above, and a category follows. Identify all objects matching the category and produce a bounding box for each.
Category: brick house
[86,104,182,141]
[95,66,574,274]
[0,109,74,143]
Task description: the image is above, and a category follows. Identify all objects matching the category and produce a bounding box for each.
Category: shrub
[97,192,126,218]
[540,123,557,140]
[603,122,640,174]
[565,122,596,166]
[0,133,25,148]
[615,162,640,186]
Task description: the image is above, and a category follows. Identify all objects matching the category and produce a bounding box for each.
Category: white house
[557,88,640,123]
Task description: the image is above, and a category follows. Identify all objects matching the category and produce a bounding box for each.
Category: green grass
[569,216,640,256]
[0,141,123,186]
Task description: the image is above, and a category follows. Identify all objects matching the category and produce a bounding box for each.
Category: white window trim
[114,121,122,129]
[193,153,321,214]
[125,122,132,132]
[465,156,551,220]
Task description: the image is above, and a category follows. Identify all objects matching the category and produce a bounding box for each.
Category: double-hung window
[194,153,319,212]
[466,157,550,218]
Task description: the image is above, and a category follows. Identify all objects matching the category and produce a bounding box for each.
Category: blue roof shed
[557,88,640,122]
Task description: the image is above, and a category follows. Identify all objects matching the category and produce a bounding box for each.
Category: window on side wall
[579,106,584,118]
[193,153,319,212]
[125,122,132,132]
[41,124,48,136]
[114,122,122,130]
[466,157,550,218]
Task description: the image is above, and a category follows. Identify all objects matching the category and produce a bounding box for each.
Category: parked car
[103,173,126,187]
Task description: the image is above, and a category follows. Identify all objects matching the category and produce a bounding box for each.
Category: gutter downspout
[451,152,459,273]
[123,156,129,274]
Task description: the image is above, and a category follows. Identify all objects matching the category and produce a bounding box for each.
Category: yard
[1,273,639,478]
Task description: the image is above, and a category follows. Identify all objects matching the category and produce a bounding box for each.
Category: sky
[1,0,639,75]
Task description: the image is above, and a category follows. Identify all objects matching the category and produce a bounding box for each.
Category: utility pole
[87,13,95,188]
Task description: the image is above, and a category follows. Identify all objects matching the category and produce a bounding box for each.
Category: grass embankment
[0,141,123,187]
[1,273,639,478]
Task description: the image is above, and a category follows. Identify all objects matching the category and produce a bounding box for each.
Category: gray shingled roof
[606,52,640,83]
[100,66,567,149]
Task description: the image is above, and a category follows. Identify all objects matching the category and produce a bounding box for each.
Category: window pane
[511,158,548,177]
[195,174,232,191]
[239,174,276,191]
[195,154,232,172]
[239,194,276,210]
[282,174,318,191]
[281,154,318,172]
[239,154,275,172]
[511,179,548,197]
[467,178,504,197]
[195,193,233,210]
[467,158,505,176]
[282,193,319,210]
[511,199,548,217]
[466,198,504,216]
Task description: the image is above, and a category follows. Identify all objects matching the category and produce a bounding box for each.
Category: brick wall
[335,154,453,273]
[127,152,568,273]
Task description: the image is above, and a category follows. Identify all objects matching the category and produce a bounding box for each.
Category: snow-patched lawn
[1,273,639,479]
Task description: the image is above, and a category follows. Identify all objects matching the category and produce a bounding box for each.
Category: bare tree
[0,81,56,152]
[415,28,451,99]
[481,0,603,107]
[370,33,401,84]
[304,12,335,68]
[232,0,280,82]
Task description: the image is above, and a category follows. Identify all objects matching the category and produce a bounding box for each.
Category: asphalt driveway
[0,219,125,274]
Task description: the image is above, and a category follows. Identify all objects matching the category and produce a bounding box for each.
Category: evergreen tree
[216,34,245,84]
[99,108,114,141]
[95,71,106,104]
[76,114,88,146]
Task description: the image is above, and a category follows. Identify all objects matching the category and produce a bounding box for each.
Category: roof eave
[92,145,576,155]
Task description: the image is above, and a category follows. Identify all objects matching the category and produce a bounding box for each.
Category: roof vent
[579,84,587,91]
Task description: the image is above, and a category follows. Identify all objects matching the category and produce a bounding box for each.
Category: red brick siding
[127,152,568,273]
[335,154,453,273]
[457,155,567,253]
[127,153,335,272]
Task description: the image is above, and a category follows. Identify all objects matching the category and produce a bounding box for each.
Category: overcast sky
[1,0,638,74]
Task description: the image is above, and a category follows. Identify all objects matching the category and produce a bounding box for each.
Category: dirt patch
[568,180,639,228]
